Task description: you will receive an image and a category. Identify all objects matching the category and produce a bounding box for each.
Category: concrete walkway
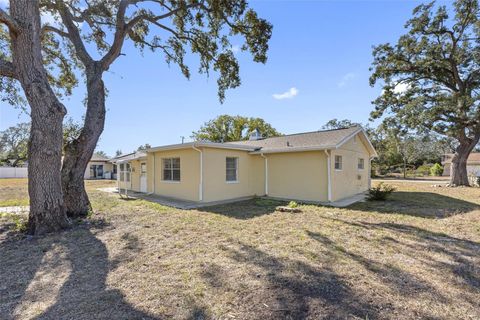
[264,193,366,208]
[98,187,254,209]
[0,206,29,214]
[99,187,367,209]
[325,193,366,207]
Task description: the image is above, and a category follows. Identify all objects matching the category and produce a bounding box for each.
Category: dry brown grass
[0,179,479,319]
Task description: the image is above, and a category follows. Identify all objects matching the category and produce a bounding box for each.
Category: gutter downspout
[324,150,332,202]
[192,145,203,201]
[368,156,374,189]
[260,153,268,196]
[147,153,155,195]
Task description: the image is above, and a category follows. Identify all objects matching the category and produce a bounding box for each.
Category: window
[126,163,131,182]
[119,163,125,181]
[89,164,103,178]
[334,155,342,170]
[141,163,146,174]
[226,157,238,182]
[163,158,180,181]
[358,158,365,170]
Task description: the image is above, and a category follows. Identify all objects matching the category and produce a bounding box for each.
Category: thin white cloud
[273,87,299,100]
[231,45,240,53]
[338,72,356,88]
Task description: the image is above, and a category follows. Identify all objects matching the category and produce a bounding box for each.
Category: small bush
[287,201,298,208]
[12,216,28,233]
[416,164,432,176]
[367,183,396,201]
[430,163,444,176]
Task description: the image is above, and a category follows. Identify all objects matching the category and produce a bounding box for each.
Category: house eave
[146,142,258,153]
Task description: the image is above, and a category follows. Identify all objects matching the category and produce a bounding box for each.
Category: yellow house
[116,126,377,204]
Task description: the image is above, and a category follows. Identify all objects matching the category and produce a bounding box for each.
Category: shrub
[430,163,444,176]
[416,164,432,176]
[287,201,298,208]
[367,183,396,201]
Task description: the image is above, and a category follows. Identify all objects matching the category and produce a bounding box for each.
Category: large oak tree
[369,0,480,185]
[0,0,271,234]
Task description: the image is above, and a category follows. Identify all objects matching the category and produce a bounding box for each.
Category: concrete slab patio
[0,206,29,214]
[98,187,366,209]
[98,187,255,209]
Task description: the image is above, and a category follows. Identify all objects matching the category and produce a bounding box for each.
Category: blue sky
[0,0,443,156]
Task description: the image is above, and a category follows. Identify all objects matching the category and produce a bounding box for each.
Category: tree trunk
[10,0,70,234]
[62,66,106,217]
[450,135,479,186]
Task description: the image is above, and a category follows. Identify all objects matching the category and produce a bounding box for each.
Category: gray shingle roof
[110,151,147,163]
[229,126,361,152]
[90,154,110,162]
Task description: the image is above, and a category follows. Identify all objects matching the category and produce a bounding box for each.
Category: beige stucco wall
[330,133,371,201]
[119,133,373,203]
[266,151,328,202]
[202,148,264,202]
[147,148,200,201]
[84,161,114,179]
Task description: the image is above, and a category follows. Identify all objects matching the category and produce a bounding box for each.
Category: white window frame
[226,157,239,183]
[119,163,125,181]
[358,158,365,170]
[162,158,181,182]
[334,155,343,171]
[125,163,131,182]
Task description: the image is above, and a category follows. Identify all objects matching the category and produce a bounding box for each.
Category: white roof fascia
[147,142,257,153]
[335,128,378,157]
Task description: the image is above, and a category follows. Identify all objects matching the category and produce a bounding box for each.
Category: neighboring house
[116,126,377,204]
[442,153,480,177]
[85,154,115,180]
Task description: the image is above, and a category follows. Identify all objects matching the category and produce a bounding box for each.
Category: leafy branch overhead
[370,0,480,140]
[0,0,272,103]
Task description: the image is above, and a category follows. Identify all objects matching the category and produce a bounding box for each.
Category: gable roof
[90,154,110,162]
[230,126,360,150]
[110,151,147,163]
[146,125,377,156]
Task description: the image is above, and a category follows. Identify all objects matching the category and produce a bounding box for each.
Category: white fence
[0,167,28,178]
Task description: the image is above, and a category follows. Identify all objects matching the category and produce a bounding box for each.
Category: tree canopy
[369,0,480,185]
[0,0,273,232]
[0,122,29,167]
[321,119,359,130]
[191,115,281,142]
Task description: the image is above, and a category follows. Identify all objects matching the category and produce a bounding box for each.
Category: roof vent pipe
[249,128,263,141]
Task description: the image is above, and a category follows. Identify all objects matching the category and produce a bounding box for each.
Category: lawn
[0,179,479,319]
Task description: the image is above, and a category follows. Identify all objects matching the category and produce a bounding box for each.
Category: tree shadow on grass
[198,198,287,219]
[220,241,382,319]
[306,231,447,301]
[0,220,164,319]
[321,216,480,293]
[350,191,480,218]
